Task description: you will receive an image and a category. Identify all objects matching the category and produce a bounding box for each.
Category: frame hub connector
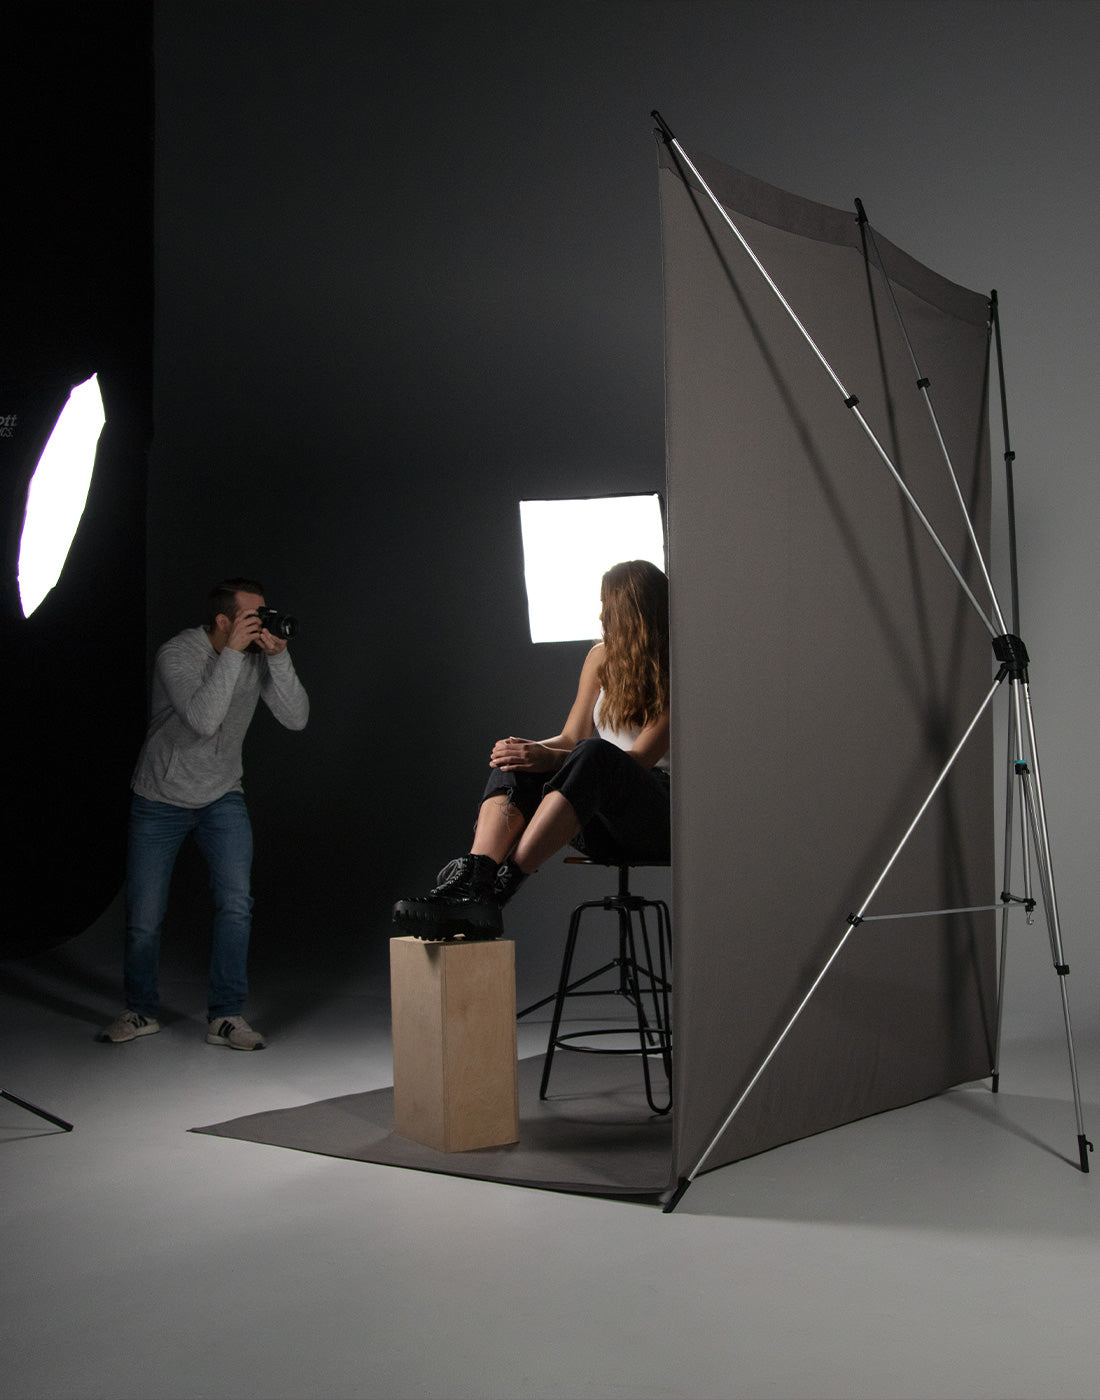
[993,633,1030,682]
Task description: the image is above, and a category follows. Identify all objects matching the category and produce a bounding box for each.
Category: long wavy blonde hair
[596,560,669,732]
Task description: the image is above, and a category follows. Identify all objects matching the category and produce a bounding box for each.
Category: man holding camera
[102,577,309,1050]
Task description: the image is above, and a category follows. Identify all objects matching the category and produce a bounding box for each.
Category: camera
[255,606,299,640]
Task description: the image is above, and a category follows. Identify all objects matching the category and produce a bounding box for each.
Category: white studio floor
[2,909,1099,1400]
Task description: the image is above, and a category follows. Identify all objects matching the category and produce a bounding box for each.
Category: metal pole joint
[993,633,1030,683]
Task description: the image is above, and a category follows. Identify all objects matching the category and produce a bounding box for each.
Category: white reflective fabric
[18,374,105,618]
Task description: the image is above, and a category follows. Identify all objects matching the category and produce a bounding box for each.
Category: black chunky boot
[392,854,503,941]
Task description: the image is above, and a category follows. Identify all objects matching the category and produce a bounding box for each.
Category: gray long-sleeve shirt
[131,626,309,808]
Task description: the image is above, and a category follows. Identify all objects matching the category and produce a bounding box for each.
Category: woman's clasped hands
[489,737,562,773]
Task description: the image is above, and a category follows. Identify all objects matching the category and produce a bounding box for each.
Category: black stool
[535,857,672,1115]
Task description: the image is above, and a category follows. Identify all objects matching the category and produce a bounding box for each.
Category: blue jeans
[124,791,254,1020]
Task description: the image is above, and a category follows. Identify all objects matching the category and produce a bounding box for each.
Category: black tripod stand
[1,1087,72,1132]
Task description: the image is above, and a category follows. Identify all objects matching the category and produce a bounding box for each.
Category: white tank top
[594,691,670,773]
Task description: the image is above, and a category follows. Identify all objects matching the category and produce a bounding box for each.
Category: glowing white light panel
[519,494,666,643]
[18,373,105,618]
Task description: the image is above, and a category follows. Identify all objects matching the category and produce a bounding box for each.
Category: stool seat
[537,857,672,1115]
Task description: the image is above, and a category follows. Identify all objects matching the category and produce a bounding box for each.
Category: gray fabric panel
[659,147,997,1181]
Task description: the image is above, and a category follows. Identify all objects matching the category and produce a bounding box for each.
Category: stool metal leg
[635,901,674,1084]
[539,866,673,1114]
[539,896,632,1099]
[539,900,587,1100]
[619,904,672,1115]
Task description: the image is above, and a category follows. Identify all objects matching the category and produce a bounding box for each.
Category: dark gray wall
[148,1,1100,1026]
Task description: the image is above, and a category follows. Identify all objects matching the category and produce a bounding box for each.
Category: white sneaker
[101,1010,161,1043]
[206,1015,266,1051]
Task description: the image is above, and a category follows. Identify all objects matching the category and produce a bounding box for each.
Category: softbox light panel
[659,142,997,1183]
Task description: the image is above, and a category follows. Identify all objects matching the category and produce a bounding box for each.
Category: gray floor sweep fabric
[192,1053,674,1197]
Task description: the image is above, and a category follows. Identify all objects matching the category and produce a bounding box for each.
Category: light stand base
[1,1088,73,1132]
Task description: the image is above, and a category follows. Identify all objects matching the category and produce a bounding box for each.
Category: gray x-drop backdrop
[659,144,996,1177]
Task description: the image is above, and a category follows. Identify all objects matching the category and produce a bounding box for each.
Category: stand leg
[993,681,1026,1093]
[1015,681,1093,1171]
[1,1089,73,1132]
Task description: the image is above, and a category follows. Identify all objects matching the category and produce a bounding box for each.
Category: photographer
[102,577,309,1050]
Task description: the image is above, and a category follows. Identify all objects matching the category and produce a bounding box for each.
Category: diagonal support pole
[666,675,1003,1210]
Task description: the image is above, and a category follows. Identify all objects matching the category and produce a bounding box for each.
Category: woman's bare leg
[511,791,581,874]
[470,793,527,864]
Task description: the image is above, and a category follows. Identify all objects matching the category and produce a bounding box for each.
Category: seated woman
[393,559,670,941]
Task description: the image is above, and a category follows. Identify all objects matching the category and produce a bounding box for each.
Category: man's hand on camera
[256,627,287,656]
[226,610,263,652]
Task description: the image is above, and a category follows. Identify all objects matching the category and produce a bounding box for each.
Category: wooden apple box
[390,936,519,1152]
